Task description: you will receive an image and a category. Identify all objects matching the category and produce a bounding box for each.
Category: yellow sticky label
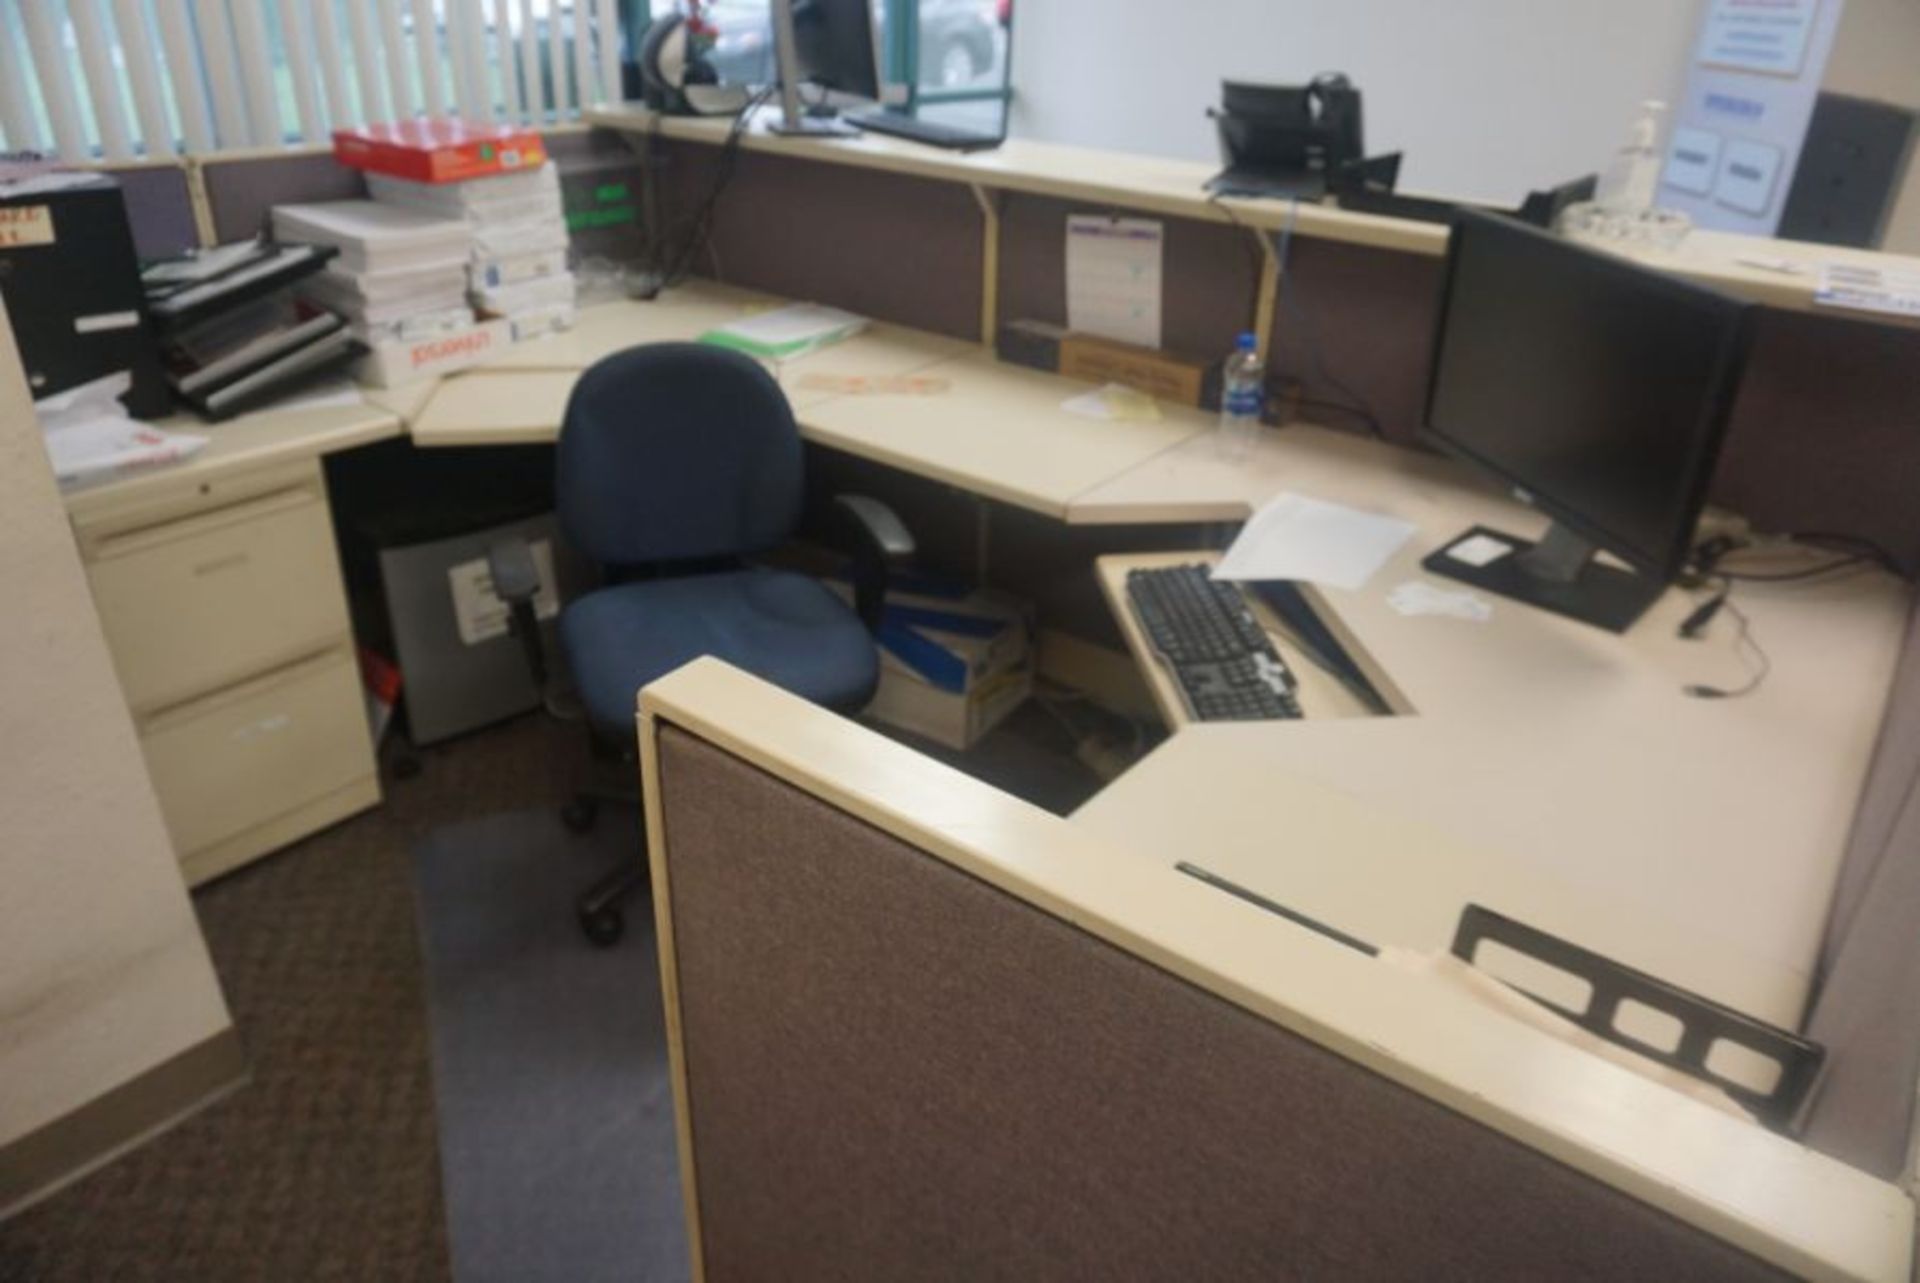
[0,205,54,248]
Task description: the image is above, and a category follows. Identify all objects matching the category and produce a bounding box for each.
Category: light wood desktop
[1078,421,1910,1028]
[404,283,1203,519]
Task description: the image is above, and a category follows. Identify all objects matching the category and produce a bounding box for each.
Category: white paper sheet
[37,374,207,489]
[706,303,866,357]
[1059,383,1162,422]
[1211,492,1415,592]
[1387,581,1493,622]
[264,378,365,414]
[1066,215,1163,349]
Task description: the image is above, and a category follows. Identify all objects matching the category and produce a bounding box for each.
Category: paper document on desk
[1060,382,1162,422]
[1212,492,1415,591]
[36,373,207,490]
[1814,263,1920,321]
[1066,215,1163,349]
[701,303,866,359]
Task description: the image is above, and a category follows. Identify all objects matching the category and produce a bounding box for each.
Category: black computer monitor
[1420,210,1754,632]
[770,0,882,136]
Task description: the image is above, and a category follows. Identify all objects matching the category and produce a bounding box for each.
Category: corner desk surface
[70,284,1913,1041]
[1074,426,1910,1030]
[403,281,1211,518]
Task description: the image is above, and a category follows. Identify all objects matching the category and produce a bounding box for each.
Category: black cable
[653,86,777,290]
[1684,596,1770,700]
[1273,199,1386,439]
[1205,194,1384,439]
[1690,530,1907,584]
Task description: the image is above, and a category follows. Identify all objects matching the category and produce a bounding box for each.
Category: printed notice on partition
[1697,0,1824,76]
[1066,215,1163,350]
[448,540,559,646]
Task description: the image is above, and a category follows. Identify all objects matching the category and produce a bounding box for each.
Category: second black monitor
[1421,210,1754,632]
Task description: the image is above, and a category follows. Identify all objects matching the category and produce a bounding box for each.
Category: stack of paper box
[366,163,577,343]
[271,200,508,386]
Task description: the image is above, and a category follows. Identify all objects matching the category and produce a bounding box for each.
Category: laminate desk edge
[587,105,1920,323]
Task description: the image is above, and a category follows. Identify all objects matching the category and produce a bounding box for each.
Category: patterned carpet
[0,715,588,1283]
[0,696,1107,1283]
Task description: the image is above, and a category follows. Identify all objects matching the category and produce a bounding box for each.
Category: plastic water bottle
[1597,100,1667,217]
[1217,331,1263,462]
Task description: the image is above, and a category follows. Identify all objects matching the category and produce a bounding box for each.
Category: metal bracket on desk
[971,183,1001,349]
[1253,230,1282,367]
[1451,905,1825,1130]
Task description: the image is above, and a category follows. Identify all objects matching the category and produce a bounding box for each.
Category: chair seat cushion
[560,567,878,742]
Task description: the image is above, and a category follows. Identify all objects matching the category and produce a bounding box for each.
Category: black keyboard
[845,111,1003,152]
[1126,564,1303,722]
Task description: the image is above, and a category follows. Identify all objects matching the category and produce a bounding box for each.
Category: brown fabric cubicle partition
[655,141,984,340]
[201,152,370,247]
[996,192,1259,360]
[99,164,200,260]
[652,722,1792,1281]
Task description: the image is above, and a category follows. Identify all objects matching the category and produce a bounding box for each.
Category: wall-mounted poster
[1661,0,1847,235]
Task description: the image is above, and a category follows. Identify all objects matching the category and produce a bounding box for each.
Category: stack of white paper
[366,164,577,343]
[700,304,867,359]
[36,373,206,490]
[273,200,477,345]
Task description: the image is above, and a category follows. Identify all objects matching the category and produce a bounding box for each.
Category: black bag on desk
[0,171,169,418]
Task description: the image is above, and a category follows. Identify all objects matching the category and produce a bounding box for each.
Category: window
[0,1,629,162]
[641,0,1012,131]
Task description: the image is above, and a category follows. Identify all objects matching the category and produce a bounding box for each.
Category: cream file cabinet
[70,456,380,885]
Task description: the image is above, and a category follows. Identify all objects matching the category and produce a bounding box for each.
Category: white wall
[0,301,234,1211]
[1823,0,1920,253]
[1009,0,1705,205]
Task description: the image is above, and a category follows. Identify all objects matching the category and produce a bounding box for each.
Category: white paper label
[1065,215,1164,350]
[74,310,140,334]
[1445,533,1513,568]
[448,539,560,646]
[0,205,54,247]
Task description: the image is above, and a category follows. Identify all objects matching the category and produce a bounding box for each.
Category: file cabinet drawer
[84,471,350,711]
[139,649,374,861]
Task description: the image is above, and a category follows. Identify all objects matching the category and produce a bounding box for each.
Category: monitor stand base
[1423,523,1664,634]
[768,115,859,138]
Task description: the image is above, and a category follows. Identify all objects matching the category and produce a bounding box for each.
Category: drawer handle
[193,552,250,578]
[229,713,294,743]
[90,484,320,559]
[137,645,347,730]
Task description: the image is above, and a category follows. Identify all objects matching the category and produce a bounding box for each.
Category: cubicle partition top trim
[587,104,1920,321]
[637,657,1913,1283]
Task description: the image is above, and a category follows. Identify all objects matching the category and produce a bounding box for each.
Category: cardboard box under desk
[829,578,1035,751]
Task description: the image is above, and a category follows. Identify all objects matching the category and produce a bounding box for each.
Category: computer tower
[1778,92,1918,250]
[0,170,169,417]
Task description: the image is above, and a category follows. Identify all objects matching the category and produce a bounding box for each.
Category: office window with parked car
[643,0,1013,131]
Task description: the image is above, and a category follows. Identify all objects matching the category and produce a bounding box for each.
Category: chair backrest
[648,714,1799,1283]
[556,343,803,566]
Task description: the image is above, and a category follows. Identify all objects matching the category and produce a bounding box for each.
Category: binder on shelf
[181,327,363,421]
[166,308,346,397]
[143,242,336,331]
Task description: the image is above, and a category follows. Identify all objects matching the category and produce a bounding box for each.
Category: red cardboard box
[333,119,548,184]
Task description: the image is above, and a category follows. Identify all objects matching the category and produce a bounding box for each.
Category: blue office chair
[489,342,911,946]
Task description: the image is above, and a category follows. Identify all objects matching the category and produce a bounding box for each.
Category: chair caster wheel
[561,797,599,833]
[580,904,624,948]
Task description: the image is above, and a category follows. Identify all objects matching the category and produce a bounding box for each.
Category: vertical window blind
[0,1,625,162]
